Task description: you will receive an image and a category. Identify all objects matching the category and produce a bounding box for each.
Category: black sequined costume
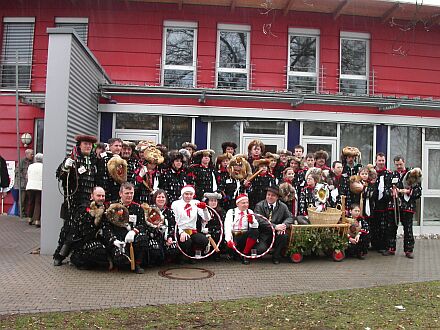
[187,164,217,201]
[247,173,276,209]
[54,151,97,263]
[371,167,392,251]
[326,172,349,209]
[346,217,370,257]
[69,204,108,269]
[217,173,247,211]
[56,151,97,218]
[134,161,160,204]
[125,157,139,184]
[158,167,187,206]
[298,185,330,216]
[386,168,422,253]
[101,202,149,268]
[96,152,122,203]
[343,163,362,177]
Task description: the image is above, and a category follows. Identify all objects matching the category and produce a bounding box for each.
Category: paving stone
[0,215,440,315]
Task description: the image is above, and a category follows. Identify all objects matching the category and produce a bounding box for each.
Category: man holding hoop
[255,186,293,264]
[171,185,211,261]
[224,194,260,265]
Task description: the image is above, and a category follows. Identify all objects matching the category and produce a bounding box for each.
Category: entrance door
[422,143,440,225]
[115,130,159,143]
[302,137,337,167]
[242,135,285,155]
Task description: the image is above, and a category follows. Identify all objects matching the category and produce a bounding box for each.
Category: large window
[162,116,192,150]
[55,17,88,44]
[210,120,240,156]
[288,28,319,93]
[340,123,374,164]
[216,24,250,90]
[115,113,159,130]
[389,126,422,168]
[340,32,369,95]
[162,21,197,87]
[0,17,35,90]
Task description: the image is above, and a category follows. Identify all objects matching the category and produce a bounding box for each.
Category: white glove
[125,230,136,243]
[113,239,125,249]
[63,158,75,170]
[139,166,147,177]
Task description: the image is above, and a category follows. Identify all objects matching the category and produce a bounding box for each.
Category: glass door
[302,137,337,167]
[422,143,440,225]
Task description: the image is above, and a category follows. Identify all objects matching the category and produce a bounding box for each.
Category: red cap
[235,193,248,204]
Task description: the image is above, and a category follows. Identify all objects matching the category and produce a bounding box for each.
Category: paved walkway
[1,215,439,315]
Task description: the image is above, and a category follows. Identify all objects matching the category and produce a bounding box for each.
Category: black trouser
[370,211,387,251]
[70,240,109,268]
[255,230,288,260]
[179,232,209,256]
[386,210,415,253]
[346,234,369,257]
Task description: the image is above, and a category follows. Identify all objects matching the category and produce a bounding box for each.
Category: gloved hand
[63,158,75,170]
[113,239,125,249]
[138,166,147,177]
[227,240,236,249]
[196,202,207,209]
[124,230,136,243]
[247,213,254,224]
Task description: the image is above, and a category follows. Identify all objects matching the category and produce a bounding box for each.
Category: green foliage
[287,227,348,256]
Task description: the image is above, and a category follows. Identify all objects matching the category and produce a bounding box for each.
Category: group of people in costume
[53,134,422,273]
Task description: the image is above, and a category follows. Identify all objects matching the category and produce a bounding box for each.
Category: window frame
[161,20,198,88]
[215,23,251,90]
[287,28,320,93]
[0,17,35,92]
[55,17,89,45]
[339,31,370,95]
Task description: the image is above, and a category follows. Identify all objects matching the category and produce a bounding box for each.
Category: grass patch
[1,281,439,329]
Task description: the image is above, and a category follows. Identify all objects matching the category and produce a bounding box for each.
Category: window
[162,21,197,87]
[161,116,192,150]
[55,17,88,45]
[340,123,374,164]
[288,28,319,93]
[0,17,35,90]
[216,24,250,90]
[35,119,44,154]
[339,32,370,95]
[302,122,337,137]
[210,120,240,156]
[389,126,422,168]
[115,113,159,130]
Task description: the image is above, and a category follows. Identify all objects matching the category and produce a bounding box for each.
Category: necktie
[269,204,273,220]
[239,211,244,229]
[184,203,191,217]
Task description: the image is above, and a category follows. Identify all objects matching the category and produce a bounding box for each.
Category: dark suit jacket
[254,200,294,228]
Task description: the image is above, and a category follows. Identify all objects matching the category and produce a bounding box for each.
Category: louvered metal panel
[65,36,106,153]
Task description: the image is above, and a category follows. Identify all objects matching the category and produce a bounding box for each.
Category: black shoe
[134,265,145,274]
[357,254,365,260]
[377,249,386,254]
[241,257,250,265]
[405,252,414,259]
[272,258,280,265]
[382,249,395,256]
[53,258,63,266]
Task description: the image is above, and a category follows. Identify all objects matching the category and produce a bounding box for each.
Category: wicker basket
[307,207,342,225]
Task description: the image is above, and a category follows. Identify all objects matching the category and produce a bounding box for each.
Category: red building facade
[1,0,440,229]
